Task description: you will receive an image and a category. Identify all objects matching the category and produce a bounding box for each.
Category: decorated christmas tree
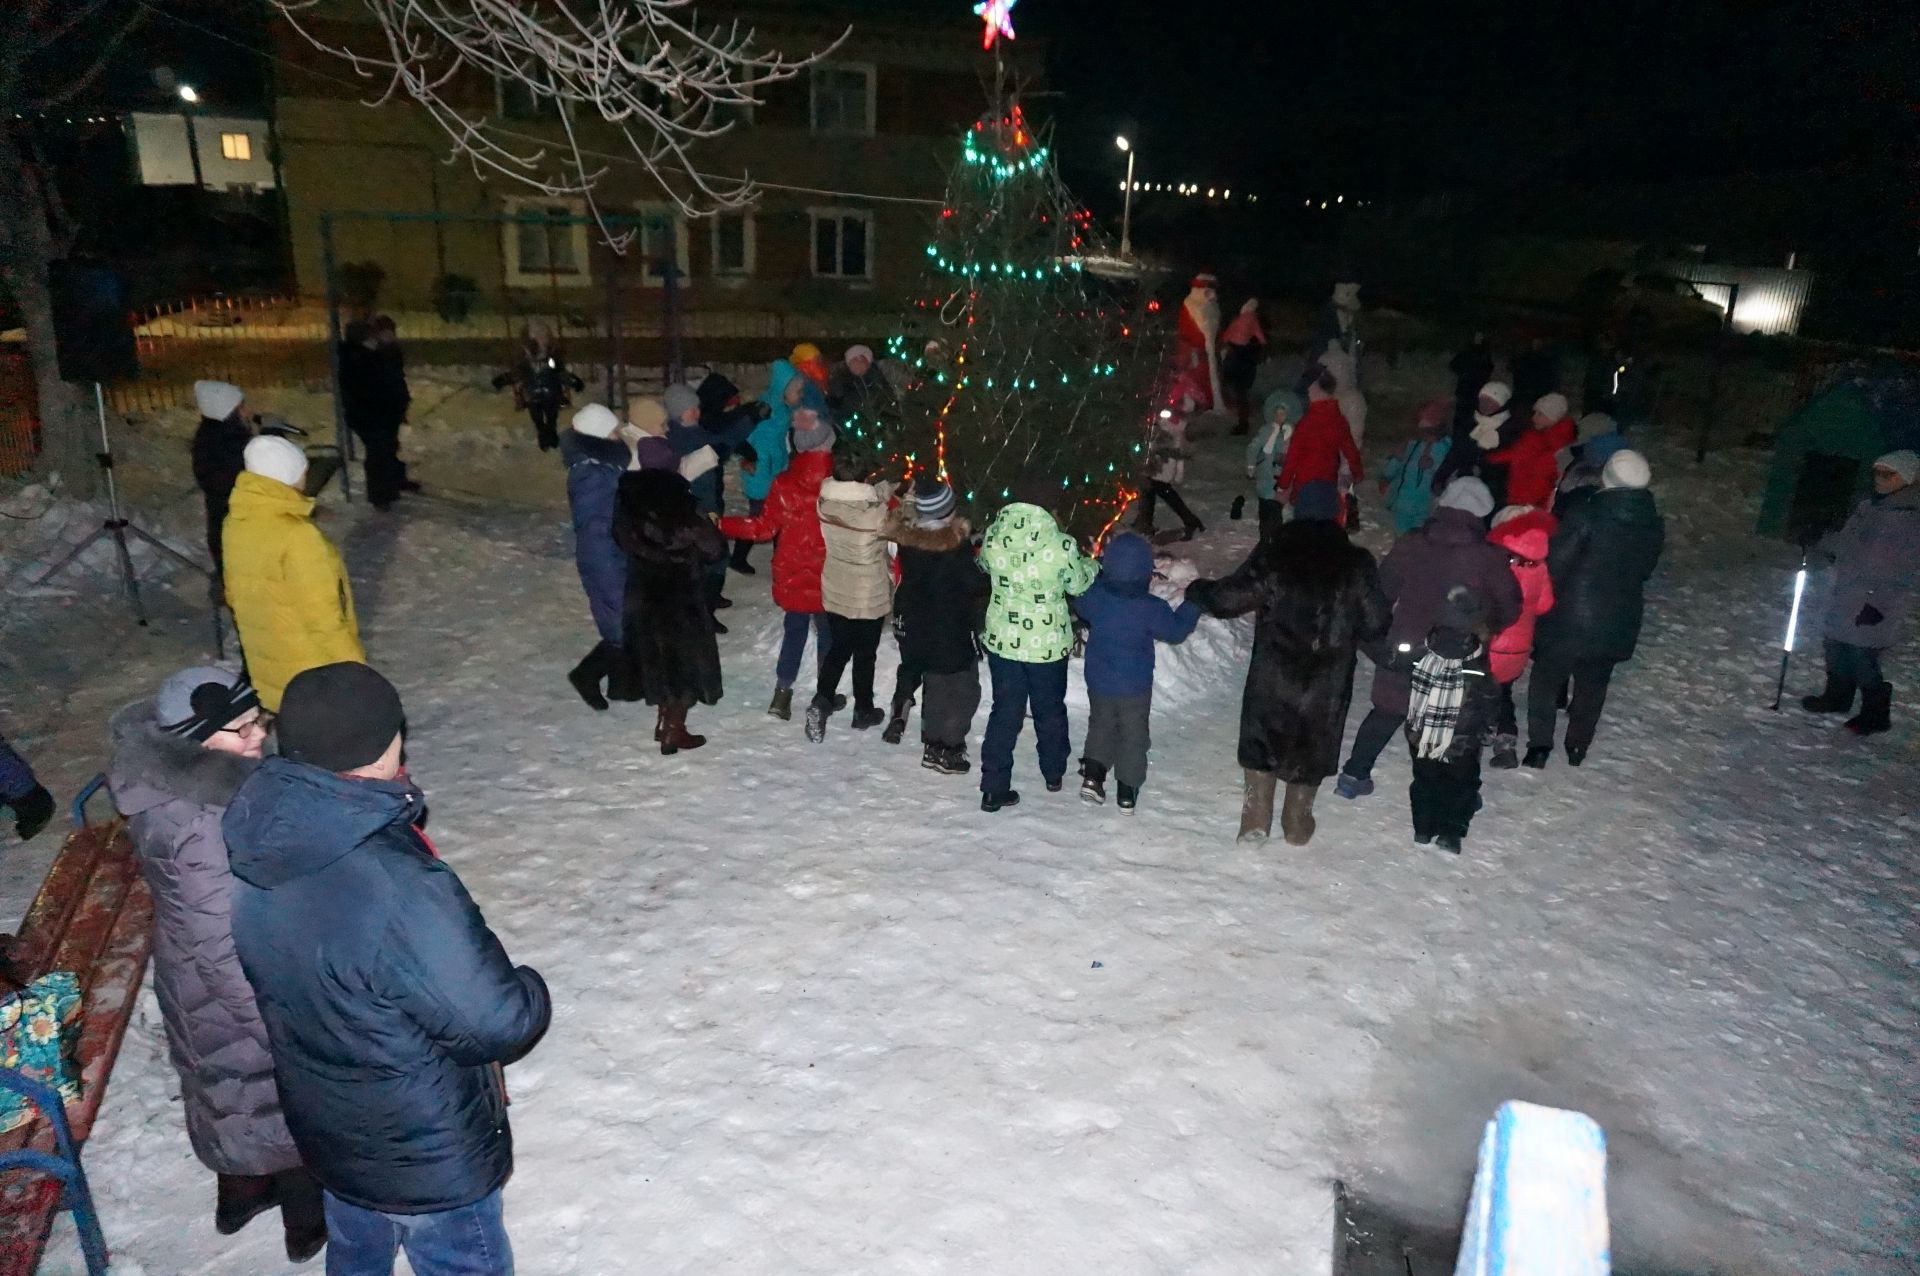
[861,67,1167,536]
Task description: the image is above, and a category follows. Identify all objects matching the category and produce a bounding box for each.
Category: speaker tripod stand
[31,383,224,657]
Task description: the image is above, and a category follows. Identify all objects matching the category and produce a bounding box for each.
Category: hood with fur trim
[108,700,260,815]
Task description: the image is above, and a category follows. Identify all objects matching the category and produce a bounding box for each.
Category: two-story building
[270,0,1042,328]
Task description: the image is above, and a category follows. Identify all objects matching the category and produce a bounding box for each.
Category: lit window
[810,65,874,136]
[219,132,252,161]
[810,208,871,280]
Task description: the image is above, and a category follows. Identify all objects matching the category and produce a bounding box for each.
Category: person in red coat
[1486,393,1576,508]
[717,410,836,720]
[1276,373,1364,510]
[1484,506,1558,768]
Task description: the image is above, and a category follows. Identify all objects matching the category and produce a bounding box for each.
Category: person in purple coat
[1336,477,1522,799]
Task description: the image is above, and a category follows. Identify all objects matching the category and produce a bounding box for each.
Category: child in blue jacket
[1070,532,1201,809]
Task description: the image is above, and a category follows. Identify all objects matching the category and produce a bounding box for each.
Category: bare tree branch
[273,0,847,248]
[39,11,147,107]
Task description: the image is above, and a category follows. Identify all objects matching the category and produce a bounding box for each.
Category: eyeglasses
[217,713,270,738]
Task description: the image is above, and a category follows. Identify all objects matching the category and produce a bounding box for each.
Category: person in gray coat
[1802,450,1920,735]
[107,668,327,1263]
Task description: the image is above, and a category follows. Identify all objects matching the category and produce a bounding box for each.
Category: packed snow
[2,373,1915,1275]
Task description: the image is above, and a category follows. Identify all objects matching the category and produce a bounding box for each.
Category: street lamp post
[1115,135,1135,258]
[177,84,205,191]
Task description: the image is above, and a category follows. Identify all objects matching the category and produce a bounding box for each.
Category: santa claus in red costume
[1174,272,1222,410]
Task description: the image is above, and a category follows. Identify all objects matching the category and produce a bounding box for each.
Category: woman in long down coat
[613,436,728,754]
[106,667,326,1263]
[1187,483,1390,846]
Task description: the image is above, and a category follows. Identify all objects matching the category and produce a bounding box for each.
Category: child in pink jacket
[1486,506,1558,768]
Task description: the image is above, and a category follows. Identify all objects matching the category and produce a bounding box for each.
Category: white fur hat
[571,404,620,439]
[1873,450,1918,483]
[194,380,244,421]
[1436,476,1495,519]
[1602,449,1652,490]
[1533,392,1570,422]
[1478,381,1512,407]
[242,435,307,490]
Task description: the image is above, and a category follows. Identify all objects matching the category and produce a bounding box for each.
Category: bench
[0,776,153,1276]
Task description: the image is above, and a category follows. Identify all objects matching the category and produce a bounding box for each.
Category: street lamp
[1115,135,1135,258]
[176,83,205,190]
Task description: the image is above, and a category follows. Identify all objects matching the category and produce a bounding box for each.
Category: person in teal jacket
[1246,389,1303,537]
[732,359,807,573]
[1380,400,1454,535]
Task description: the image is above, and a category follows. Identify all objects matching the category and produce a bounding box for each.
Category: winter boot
[1333,772,1373,800]
[653,708,665,743]
[1280,781,1319,847]
[1238,769,1277,843]
[1801,670,1857,714]
[10,786,54,842]
[882,698,911,744]
[1844,683,1893,736]
[805,696,831,743]
[1045,776,1064,793]
[567,642,614,712]
[1565,744,1588,766]
[1115,782,1138,811]
[1488,734,1519,769]
[851,704,887,731]
[729,541,756,574]
[659,705,707,755]
[1080,760,1108,805]
[275,1168,327,1264]
[768,688,794,720]
[935,744,972,775]
[712,616,729,636]
[1521,746,1551,769]
[921,742,945,772]
[1433,833,1464,855]
[215,1173,279,1236]
[981,789,1021,813]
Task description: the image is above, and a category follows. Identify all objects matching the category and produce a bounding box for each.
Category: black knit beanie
[278,663,406,772]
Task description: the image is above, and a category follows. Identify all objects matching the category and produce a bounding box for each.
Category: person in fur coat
[809,453,897,742]
[1484,506,1558,768]
[612,437,728,753]
[881,479,985,773]
[107,668,326,1262]
[1187,482,1389,845]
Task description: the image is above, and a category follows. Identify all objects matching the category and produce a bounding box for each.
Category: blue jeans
[324,1189,512,1276]
[776,611,831,690]
[981,654,1070,795]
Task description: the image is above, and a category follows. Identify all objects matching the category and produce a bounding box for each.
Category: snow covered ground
[3,388,1915,1275]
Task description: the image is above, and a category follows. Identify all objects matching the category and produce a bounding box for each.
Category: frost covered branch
[274,0,845,243]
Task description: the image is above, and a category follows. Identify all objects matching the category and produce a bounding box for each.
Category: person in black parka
[1526,448,1664,767]
[191,379,253,574]
[223,663,549,1272]
[882,479,988,772]
[612,437,728,753]
[338,318,414,509]
[1187,482,1390,845]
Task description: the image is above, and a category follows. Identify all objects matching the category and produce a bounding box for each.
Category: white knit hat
[1602,449,1652,490]
[1873,450,1918,483]
[571,404,620,439]
[1533,392,1570,422]
[1478,381,1512,407]
[1436,476,1495,519]
[242,435,307,489]
[194,380,244,421]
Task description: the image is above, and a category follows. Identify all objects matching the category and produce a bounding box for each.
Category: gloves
[1855,603,1886,627]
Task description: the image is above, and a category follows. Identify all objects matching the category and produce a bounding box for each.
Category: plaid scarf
[1407,646,1477,759]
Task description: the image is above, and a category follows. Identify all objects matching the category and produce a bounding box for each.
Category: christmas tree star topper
[974,0,1017,48]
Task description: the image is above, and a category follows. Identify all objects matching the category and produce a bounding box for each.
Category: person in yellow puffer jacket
[222,437,364,709]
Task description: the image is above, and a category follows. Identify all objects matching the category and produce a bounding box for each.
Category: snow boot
[851,704,887,731]
[882,698,911,744]
[1045,776,1064,793]
[921,742,947,772]
[1801,671,1857,714]
[1333,772,1373,800]
[1280,781,1319,846]
[1488,734,1519,769]
[10,786,54,842]
[1565,744,1588,766]
[981,789,1021,813]
[712,616,729,635]
[1433,833,1463,855]
[729,542,757,574]
[1521,746,1551,769]
[1844,684,1893,736]
[275,1168,327,1264]
[768,688,793,721]
[1239,769,1277,842]
[1115,782,1138,811]
[925,744,970,775]
[653,708,665,743]
[567,642,614,712]
[805,696,831,743]
[659,705,706,755]
[1080,761,1108,805]
[215,1173,279,1236]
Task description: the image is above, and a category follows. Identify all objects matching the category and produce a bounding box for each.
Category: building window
[634,203,692,284]
[810,208,871,280]
[504,199,591,287]
[810,65,874,136]
[219,132,252,161]
[711,212,754,277]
